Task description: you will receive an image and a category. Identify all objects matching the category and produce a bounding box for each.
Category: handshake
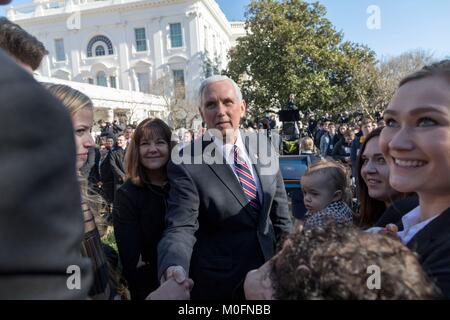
[146,266,194,300]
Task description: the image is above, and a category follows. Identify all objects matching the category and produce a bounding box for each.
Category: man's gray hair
[199,75,243,107]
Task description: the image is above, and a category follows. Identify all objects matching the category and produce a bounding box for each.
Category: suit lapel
[203,133,257,222]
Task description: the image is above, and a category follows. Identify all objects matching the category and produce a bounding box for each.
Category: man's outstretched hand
[147,278,194,300]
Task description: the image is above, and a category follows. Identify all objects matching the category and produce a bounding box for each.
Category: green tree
[226,0,378,120]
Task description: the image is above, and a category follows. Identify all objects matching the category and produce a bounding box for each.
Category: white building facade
[7,0,246,127]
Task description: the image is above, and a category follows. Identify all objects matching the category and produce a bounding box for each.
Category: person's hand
[161,266,187,284]
[147,278,194,300]
[365,225,400,240]
[380,224,400,240]
[244,259,275,300]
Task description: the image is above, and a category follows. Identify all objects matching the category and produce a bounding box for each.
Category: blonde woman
[43,84,115,300]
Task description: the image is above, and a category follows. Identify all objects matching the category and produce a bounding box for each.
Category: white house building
[37,74,168,126]
[7,0,246,127]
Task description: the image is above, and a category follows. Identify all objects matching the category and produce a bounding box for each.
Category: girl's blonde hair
[300,137,315,153]
[41,83,93,115]
[42,83,97,204]
[303,160,352,205]
[43,82,129,298]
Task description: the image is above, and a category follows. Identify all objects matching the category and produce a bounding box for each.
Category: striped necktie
[233,145,261,211]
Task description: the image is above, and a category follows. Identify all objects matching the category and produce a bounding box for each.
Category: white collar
[212,130,246,161]
[397,206,440,245]
[401,206,438,230]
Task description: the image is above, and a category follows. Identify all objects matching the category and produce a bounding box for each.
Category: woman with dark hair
[354,127,405,228]
[113,118,174,300]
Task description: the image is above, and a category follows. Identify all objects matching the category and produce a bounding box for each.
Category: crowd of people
[1,2,450,301]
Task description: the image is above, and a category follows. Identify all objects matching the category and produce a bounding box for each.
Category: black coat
[158,131,293,300]
[375,195,419,228]
[0,50,91,299]
[113,180,167,300]
[109,147,126,192]
[100,150,115,203]
[331,139,352,163]
[378,204,450,299]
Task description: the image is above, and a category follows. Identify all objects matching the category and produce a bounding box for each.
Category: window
[95,45,105,56]
[173,69,185,99]
[137,72,150,93]
[96,71,107,87]
[110,76,117,89]
[87,35,113,57]
[134,28,147,52]
[54,39,65,61]
[169,23,183,48]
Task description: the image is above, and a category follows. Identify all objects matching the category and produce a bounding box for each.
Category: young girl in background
[301,160,354,229]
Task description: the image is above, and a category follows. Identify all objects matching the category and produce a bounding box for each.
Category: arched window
[87,35,114,57]
[96,71,107,87]
[95,45,105,56]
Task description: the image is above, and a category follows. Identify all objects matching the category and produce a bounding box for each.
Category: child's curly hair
[270,224,440,300]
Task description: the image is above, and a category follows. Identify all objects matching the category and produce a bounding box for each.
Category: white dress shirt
[213,131,263,204]
[397,206,439,245]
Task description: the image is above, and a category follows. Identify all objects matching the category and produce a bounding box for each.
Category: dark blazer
[0,50,91,299]
[100,150,115,203]
[375,195,420,228]
[110,147,126,192]
[331,139,352,164]
[378,205,450,299]
[158,131,293,300]
[113,180,167,300]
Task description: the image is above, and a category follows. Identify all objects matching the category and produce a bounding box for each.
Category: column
[118,22,131,90]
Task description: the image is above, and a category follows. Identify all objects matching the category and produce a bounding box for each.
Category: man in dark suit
[158,75,293,300]
[109,134,127,197]
[0,48,92,299]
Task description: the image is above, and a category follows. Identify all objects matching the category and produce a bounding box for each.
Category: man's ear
[240,99,247,118]
[199,107,205,121]
[332,190,343,202]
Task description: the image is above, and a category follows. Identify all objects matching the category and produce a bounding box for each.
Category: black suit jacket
[158,131,293,300]
[0,50,92,299]
[110,147,126,191]
[375,195,419,228]
[379,205,450,299]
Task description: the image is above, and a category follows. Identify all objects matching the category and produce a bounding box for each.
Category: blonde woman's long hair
[43,82,130,299]
[42,83,105,226]
[41,83,93,116]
